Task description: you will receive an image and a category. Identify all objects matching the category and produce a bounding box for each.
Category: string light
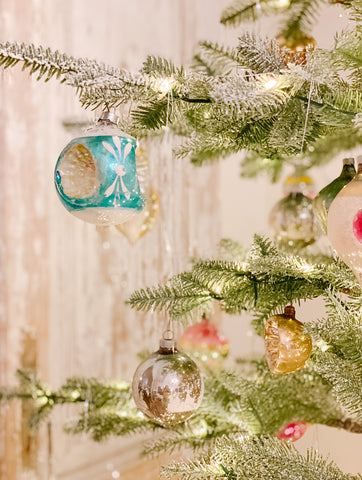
[261,76,279,90]
[269,0,290,8]
[153,77,174,95]
[300,264,314,273]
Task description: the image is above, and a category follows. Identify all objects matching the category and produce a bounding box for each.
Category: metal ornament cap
[99,111,118,124]
[264,306,312,374]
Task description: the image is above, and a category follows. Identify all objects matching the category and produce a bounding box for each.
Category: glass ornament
[282,171,314,198]
[54,112,145,225]
[180,315,229,368]
[264,305,312,374]
[269,174,320,249]
[115,189,160,244]
[277,421,309,442]
[115,146,160,244]
[313,158,355,233]
[278,34,316,66]
[132,332,204,427]
[327,160,362,286]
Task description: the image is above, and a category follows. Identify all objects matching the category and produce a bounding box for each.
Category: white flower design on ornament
[103,137,133,205]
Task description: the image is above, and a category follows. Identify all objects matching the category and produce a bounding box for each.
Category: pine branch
[237,34,285,73]
[313,352,362,421]
[221,0,260,26]
[192,41,244,76]
[161,435,362,480]
[127,272,215,321]
[1,360,360,449]
[0,41,150,108]
[128,236,361,329]
[142,55,185,77]
[280,0,321,41]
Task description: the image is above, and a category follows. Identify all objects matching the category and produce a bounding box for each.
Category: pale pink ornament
[180,316,229,368]
[277,421,309,442]
[327,159,362,285]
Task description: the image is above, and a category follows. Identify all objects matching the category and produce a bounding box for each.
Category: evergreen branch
[127,272,215,321]
[237,33,285,73]
[129,236,361,329]
[142,56,185,77]
[1,362,360,449]
[192,41,242,76]
[0,41,150,108]
[221,0,259,25]
[312,352,362,421]
[161,435,362,480]
[281,0,321,41]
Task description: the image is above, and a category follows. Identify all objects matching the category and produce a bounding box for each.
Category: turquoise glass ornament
[313,158,355,233]
[55,113,145,225]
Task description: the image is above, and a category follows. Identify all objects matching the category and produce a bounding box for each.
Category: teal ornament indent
[55,130,145,225]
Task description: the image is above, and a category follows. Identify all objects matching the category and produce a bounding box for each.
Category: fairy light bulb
[153,77,174,96]
[261,76,279,90]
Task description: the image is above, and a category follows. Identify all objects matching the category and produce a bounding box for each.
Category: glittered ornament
[115,146,160,244]
[313,158,355,233]
[328,159,362,285]
[269,174,320,249]
[277,421,309,442]
[278,34,316,66]
[132,332,204,426]
[264,305,312,374]
[180,315,229,368]
[55,112,145,225]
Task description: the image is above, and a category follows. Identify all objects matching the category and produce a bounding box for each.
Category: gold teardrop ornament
[115,189,160,244]
[264,305,312,374]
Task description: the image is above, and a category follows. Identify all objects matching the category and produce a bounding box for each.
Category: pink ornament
[327,161,362,285]
[180,316,229,368]
[353,209,362,243]
[277,421,309,442]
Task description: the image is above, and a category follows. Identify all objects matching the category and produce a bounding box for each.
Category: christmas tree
[0,0,362,478]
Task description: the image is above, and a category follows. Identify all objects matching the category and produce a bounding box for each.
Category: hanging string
[166,89,171,131]
[166,89,175,338]
[300,78,314,156]
[160,89,176,339]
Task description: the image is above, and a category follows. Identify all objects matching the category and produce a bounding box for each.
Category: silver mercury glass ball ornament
[269,171,320,249]
[132,331,204,427]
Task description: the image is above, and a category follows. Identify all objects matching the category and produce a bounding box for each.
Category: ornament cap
[343,157,355,166]
[159,330,176,353]
[284,305,295,317]
[99,111,118,124]
[357,158,362,174]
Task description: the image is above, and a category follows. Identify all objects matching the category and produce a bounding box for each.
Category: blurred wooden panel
[0,1,222,479]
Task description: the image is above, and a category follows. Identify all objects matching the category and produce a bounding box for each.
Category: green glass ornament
[313,158,356,233]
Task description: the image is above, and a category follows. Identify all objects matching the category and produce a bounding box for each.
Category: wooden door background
[0,1,228,478]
